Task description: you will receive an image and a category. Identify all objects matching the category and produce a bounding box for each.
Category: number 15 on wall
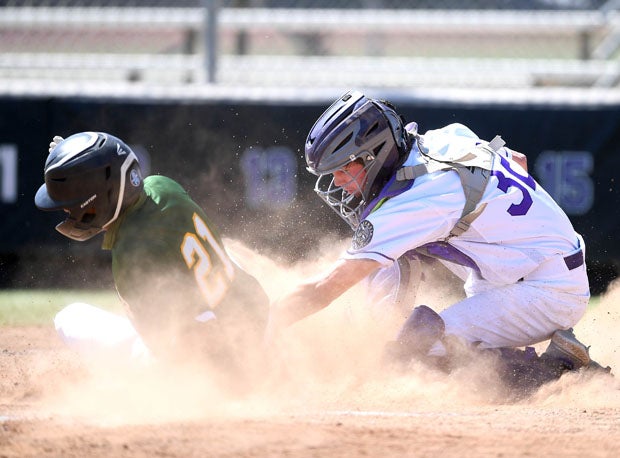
[534,151,594,216]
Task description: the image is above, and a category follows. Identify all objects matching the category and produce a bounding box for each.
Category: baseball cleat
[544,328,591,369]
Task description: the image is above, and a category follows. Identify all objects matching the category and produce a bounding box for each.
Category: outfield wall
[1,93,619,292]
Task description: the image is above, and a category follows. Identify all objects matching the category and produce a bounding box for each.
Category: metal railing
[1,5,620,88]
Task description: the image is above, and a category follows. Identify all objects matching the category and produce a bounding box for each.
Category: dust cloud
[529,278,620,408]
[39,239,620,425]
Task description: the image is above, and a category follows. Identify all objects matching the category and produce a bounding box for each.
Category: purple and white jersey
[343,123,582,285]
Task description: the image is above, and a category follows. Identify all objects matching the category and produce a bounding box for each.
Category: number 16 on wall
[0,144,17,204]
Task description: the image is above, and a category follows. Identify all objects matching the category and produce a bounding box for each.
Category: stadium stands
[1,3,620,88]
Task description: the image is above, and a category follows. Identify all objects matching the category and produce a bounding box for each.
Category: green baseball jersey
[102,175,267,361]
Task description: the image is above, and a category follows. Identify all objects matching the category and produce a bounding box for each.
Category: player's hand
[49,135,64,153]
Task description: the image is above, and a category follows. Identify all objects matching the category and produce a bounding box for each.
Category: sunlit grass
[0,288,601,326]
[0,289,122,325]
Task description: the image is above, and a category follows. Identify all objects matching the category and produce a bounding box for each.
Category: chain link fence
[1,0,620,90]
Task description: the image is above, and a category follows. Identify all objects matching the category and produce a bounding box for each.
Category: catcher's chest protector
[394,135,506,239]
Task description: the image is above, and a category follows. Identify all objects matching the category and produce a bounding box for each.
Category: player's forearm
[269,282,333,330]
[267,258,380,335]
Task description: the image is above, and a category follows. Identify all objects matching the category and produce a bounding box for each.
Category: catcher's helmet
[305,90,410,229]
[35,131,143,241]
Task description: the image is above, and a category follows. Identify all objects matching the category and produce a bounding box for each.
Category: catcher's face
[333,161,366,197]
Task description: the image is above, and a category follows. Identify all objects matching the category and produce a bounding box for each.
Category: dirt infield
[2,246,620,457]
[1,324,620,458]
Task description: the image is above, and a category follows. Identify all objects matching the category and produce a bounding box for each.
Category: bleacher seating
[1,6,620,89]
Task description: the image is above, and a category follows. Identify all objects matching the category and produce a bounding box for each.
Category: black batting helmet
[35,132,143,241]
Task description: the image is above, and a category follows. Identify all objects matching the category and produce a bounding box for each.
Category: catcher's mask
[305,90,410,229]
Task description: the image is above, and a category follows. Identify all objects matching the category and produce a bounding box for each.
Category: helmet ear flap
[121,161,143,209]
[375,100,408,152]
[80,212,96,225]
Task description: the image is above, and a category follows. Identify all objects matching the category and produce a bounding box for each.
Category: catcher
[267,90,609,390]
[35,132,268,378]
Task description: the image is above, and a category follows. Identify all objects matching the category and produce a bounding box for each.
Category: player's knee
[396,305,445,348]
[54,302,151,365]
[384,305,446,365]
[54,302,137,346]
[54,302,96,340]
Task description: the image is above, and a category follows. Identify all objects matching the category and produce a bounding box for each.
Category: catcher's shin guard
[384,305,445,364]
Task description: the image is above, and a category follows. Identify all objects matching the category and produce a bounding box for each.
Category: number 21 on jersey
[181,213,235,309]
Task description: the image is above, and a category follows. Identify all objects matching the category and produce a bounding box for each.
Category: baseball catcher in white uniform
[267,90,610,391]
